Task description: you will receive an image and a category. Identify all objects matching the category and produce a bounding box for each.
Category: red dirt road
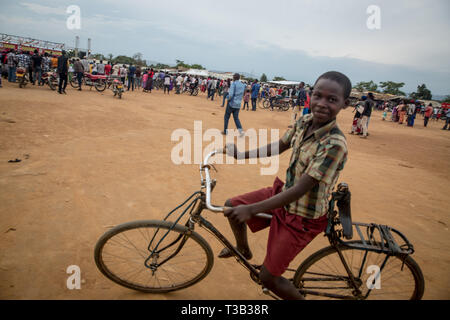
[0,81,449,299]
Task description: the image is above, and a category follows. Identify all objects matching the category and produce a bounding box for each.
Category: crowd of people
[2,48,448,132]
[349,94,450,136]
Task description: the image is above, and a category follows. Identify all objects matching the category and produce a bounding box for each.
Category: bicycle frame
[144,150,417,300]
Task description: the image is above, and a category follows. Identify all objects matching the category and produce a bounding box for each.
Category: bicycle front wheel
[94,220,214,293]
[262,99,271,109]
[70,77,79,88]
[293,241,424,300]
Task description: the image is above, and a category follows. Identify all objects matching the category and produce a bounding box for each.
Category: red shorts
[230,177,328,277]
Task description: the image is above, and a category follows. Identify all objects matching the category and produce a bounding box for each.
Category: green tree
[273,76,286,81]
[379,81,406,96]
[442,95,450,103]
[354,81,378,92]
[175,59,205,70]
[410,84,432,100]
[132,52,144,66]
[190,64,205,70]
[91,53,105,61]
[260,73,268,82]
[107,53,113,62]
[112,55,134,65]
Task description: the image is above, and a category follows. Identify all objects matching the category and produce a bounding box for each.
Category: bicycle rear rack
[336,222,415,256]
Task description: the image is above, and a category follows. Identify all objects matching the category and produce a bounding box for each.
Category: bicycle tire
[193,88,199,96]
[281,102,290,111]
[95,80,107,92]
[70,77,79,88]
[48,78,57,91]
[94,220,214,293]
[293,241,424,300]
[262,99,271,109]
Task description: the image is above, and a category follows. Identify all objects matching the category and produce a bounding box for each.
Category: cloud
[20,2,66,15]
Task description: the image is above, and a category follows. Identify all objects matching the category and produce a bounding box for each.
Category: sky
[1,0,449,96]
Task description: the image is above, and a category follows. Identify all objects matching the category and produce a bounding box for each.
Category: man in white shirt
[81,57,90,73]
[112,64,120,76]
[119,65,127,84]
[164,74,171,94]
[208,78,217,101]
[176,74,183,94]
[97,60,105,75]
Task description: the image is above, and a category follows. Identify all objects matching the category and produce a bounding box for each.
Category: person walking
[164,73,171,94]
[350,97,365,134]
[223,73,246,136]
[360,93,374,138]
[7,50,17,82]
[135,66,142,90]
[424,103,433,127]
[242,89,251,111]
[292,82,307,124]
[442,108,450,130]
[127,64,136,91]
[57,50,69,94]
[208,78,217,100]
[221,79,230,107]
[251,80,261,111]
[407,101,416,127]
[398,100,407,124]
[31,50,42,85]
[73,58,84,91]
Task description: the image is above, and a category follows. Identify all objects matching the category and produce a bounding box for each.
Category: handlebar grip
[222,206,232,211]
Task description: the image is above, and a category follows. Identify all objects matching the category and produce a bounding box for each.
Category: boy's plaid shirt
[281,114,347,219]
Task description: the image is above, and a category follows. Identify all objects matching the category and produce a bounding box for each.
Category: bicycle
[94,149,425,300]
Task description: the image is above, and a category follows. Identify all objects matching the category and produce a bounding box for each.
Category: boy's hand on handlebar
[223,205,253,223]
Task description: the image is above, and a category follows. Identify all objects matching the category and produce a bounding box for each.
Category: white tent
[185,69,209,77]
[268,80,301,86]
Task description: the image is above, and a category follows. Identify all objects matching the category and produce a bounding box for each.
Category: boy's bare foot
[218,247,252,260]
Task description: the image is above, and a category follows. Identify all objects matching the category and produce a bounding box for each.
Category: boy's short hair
[314,71,352,99]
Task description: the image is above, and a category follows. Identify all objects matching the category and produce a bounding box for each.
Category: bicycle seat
[336,183,353,240]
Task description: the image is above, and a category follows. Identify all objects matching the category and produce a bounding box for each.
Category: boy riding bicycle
[221,71,351,300]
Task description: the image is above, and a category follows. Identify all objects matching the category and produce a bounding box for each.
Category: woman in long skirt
[145,77,153,92]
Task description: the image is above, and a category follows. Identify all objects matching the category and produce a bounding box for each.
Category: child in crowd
[242,89,250,111]
[382,107,388,120]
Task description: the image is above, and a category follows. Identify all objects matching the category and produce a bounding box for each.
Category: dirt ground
[0,81,449,300]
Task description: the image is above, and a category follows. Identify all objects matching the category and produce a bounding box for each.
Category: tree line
[353,80,435,101]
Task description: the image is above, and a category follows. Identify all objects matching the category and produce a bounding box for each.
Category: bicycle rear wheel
[94,220,214,293]
[70,77,79,88]
[293,241,424,300]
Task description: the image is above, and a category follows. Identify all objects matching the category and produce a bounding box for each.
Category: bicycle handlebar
[201,149,226,212]
[200,149,272,219]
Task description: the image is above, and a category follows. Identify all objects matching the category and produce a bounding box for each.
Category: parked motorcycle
[16,67,29,88]
[262,96,294,111]
[40,71,58,90]
[70,73,107,92]
[110,78,124,99]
